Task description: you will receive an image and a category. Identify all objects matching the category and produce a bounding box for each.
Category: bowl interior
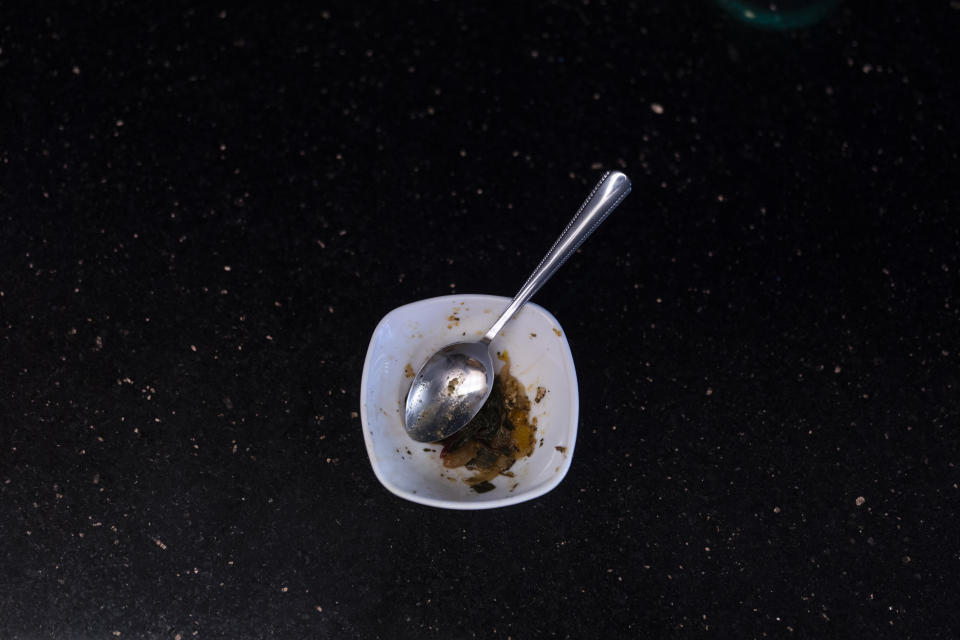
[360,294,578,509]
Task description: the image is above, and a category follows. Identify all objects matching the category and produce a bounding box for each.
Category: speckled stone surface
[1,1,957,638]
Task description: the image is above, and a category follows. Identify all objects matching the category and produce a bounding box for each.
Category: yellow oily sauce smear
[497,349,534,457]
[497,350,534,456]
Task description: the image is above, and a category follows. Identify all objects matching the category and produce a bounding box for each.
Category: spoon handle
[481,170,631,344]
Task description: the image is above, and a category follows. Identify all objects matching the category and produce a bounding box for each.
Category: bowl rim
[359,293,579,509]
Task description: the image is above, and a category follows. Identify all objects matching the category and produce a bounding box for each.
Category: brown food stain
[438,350,536,492]
[403,363,415,378]
[447,309,461,329]
[535,386,547,403]
[446,376,462,394]
[552,328,562,337]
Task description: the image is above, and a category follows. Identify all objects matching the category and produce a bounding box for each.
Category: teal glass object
[714,0,840,30]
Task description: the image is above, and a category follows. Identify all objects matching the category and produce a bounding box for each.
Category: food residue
[437,351,536,493]
[535,386,547,403]
[446,376,462,395]
[552,328,562,337]
[471,481,495,494]
[403,363,415,378]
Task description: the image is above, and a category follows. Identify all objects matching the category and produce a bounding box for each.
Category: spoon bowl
[404,341,494,443]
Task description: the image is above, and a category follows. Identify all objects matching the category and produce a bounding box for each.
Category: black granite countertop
[2,1,957,637]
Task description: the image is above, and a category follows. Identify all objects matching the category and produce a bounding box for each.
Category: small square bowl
[360,294,579,509]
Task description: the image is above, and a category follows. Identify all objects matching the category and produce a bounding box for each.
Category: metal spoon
[404,171,632,442]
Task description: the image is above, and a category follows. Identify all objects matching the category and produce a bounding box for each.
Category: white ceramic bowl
[360,294,579,509]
